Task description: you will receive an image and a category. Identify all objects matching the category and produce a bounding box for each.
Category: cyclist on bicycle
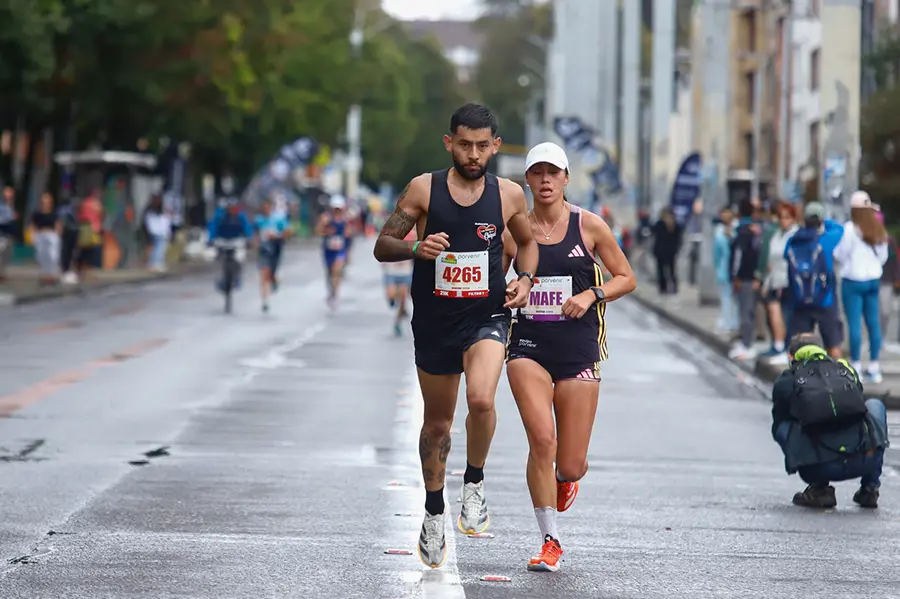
[207,198,254,292]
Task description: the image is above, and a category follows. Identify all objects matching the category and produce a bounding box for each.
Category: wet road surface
[1,239,899,598]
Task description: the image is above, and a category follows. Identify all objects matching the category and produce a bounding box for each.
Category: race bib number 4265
[434,251,489,298]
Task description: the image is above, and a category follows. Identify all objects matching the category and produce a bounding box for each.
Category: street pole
[697,0,731,306]
[345,7,364,202]
[776,3,792,199]
[651,0,676,216]
[819,0,861,220]
[621,0,642,199]
[752,53,764,201]
[599,0,619,152]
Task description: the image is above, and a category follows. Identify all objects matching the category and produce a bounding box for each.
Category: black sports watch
[518,271,535,286]
[591,286,606,303]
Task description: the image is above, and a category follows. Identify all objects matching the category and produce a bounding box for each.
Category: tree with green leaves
[0,0,467,203]
[472,0,551,146]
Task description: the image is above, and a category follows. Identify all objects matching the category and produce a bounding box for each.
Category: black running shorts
[507,351,602,383]
[415,313,511,376]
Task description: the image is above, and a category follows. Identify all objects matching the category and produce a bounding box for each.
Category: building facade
[405,20,482,84]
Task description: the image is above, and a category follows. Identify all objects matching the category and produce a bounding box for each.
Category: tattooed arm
[373,175,428,262]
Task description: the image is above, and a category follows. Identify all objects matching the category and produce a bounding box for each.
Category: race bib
[326,235,345,251]
[434,251,489,298]
[519,276,572,321]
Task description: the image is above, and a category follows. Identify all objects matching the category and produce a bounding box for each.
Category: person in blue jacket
[783,201,845,358]
[207,198,255,292]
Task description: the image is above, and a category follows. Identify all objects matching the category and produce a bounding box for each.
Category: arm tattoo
[381,204,417,239]
[374,184,419,262]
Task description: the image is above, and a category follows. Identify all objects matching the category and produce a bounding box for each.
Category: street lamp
[344,4,393,203]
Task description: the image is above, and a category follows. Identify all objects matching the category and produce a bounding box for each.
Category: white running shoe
[417,512,447,569]
[457,481,490,534]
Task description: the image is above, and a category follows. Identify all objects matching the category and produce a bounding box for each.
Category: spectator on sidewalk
[76,190,104,280]
[30,192,61,285]
[771,332,889,509]
[652,207,681,297]
[728,199,762,361]
[876,209,900,354]
[756,201,799,364]
[834,191,889,383]
[784,201,844,359]
[0,186,16,283]
[143,194,171,273]
[58,200,81,285]
[713,207,737,334]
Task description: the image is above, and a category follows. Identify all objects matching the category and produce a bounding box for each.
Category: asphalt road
[1,239,899,599]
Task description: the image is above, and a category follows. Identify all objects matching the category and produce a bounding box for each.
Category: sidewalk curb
[3,238,324,307]
[630,291,900,410]
[9,261,219,306]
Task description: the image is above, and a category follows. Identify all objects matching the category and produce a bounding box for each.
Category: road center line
[389,368,465,599]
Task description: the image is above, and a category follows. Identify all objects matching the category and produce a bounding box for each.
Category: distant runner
[374,103,538,569]
[502,142,636,572]
[316,195,351,310]
[254,198,289,313]
[382,229,417,336]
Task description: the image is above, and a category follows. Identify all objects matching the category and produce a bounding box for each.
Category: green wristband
[412,241,421,256]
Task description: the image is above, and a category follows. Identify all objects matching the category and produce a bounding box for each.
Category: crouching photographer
[772,332,890,508]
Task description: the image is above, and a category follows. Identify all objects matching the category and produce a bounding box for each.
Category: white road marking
[387,368,465,599]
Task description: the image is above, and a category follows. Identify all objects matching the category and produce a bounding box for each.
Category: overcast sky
[382,0,484,21]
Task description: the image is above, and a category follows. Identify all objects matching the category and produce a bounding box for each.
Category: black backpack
[789,355,867,433]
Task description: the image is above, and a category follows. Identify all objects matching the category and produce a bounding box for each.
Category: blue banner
[669,151,702,225]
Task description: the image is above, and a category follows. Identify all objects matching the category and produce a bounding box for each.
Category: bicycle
[212,238,247,314]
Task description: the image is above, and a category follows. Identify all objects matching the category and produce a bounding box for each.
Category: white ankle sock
[534,506,559,541]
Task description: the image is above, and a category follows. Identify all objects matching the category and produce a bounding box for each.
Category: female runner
[501,142,636,572]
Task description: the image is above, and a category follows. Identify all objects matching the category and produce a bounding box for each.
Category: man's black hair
[738,199,754,218]
[449,103,498,136]
[788,332,824,357]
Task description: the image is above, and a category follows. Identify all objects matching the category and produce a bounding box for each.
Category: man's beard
[452,158,488,181]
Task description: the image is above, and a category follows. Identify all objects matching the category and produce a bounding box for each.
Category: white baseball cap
[525,142,569,172]
[850,190,880,211]
[329,194,347,209]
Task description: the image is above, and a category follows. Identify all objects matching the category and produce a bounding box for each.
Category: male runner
[254,198,289,313]
[374,103,539,569]
[315,194,351,310]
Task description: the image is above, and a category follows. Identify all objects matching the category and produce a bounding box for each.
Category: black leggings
[656,256,677,294]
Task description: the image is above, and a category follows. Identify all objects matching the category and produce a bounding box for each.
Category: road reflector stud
[384,549,412,555]
[480,575,511,582]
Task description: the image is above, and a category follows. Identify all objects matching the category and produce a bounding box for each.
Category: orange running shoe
[527,534,564,572]
[557,480,579,512]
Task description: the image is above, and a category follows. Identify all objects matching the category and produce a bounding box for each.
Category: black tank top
[510,204,608,363]
[411,169,509,341]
